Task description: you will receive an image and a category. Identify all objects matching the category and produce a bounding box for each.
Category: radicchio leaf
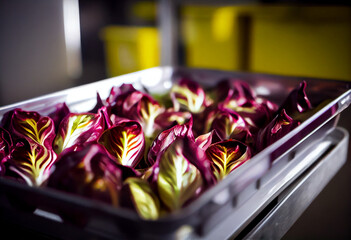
[0,127,12,175]
[48,103,70,133]
[111,88,165,138]
[0,109,15,130]
[53,110,105,154]
[120,177,160,220]
[279,81,312,117]
[217,79,256,105]
[220,88,278,131]
[89,92,104,113]
[147,118,194,167]
[206,140,251,180]
[195,130,220,151]
[98,120,145,168]
[7,139,57,186]
[155,138,212,211]
[106,84,137,107]
[255,109,300,152]
[0,127,12,159]
[155,108,192,130]
[170,78,211,113]
[206,107,253,144]
[10,109,56,149]
[48,144,136,206]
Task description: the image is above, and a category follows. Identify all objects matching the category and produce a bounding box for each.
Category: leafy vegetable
[154,138,214,211]
[10,109,56,149]
[147,119,194,167]
[110,87,165,138]
[53,110,105,154]
[155,108,192,130]
[48,102,70,132]
[206,107,253,144]
[255,109,300,152]
[171,78,211,113]
[89,92,104,114]
[0,127,12,160]
[98,120,145,168]
[120,177,160,220]
[48,144,137,206]
[279,81,312,117]
[0,127,12,175]
[106,84,137,107]
[7,139,57,186]
[0,74,317,220]
[218,80,278,130]
[206,140,251,180]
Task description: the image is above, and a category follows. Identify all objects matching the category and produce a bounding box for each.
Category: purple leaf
[279,81,312,117]
[120,177,160,220]
[48,144,137,206]
[155,108,192,130]
[89,92,105,113]
[98,120,145,168]
[170,77,211,113]
[206,139,251,180]
[207,107,253,144]
[7,139,57,186]
[255,109,300,152]
[0,127,12,176]
[147,118,194,167]
[153,137,215,211]
[10,109,56,150]
[53,109,105,154]
[48,103,70,132]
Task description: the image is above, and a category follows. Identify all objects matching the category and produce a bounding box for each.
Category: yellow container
[181,6,351,81]
[101,26,160,77]
[181,6,245,71]
[250,6,351,81]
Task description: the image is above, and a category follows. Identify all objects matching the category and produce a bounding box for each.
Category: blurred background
[0,0,350,239]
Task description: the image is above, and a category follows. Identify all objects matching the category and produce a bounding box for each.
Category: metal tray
[0,67,350,239]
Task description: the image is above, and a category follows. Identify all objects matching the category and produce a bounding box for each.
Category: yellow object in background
[181,6,351,81]
[101,26,159,77]
[181,6,244,71]
[250,6,351,81]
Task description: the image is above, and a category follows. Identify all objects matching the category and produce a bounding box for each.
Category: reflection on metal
[63,0,82,79]
[158,0,178,66]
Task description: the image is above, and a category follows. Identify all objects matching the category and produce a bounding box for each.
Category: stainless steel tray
[0,67,350,239]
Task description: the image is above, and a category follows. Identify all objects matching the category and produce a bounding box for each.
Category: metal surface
[158,0,178,66]
[194,127,349,240]
[0,67,350,239]
[244,127,349,239]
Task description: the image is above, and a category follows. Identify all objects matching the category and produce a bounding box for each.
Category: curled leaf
[0,127,12,176]
[170,78,211,113]
[155,108,192,130]
[48,103,70,132]
[10,109,56,149]
[206,139,251,180]
[48,144,136,206]
[120,177,160,220]
[207,107,252,144]
[156,139,204,211]
[53,110,105,154]
[256,109,300,152]
[98,120,145,168]
[279,81,312,117]
[7,139,57,186]
[110,88,165,138]
[0,127,12,160]
[106,84,137,107]
[147,119,194,167]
